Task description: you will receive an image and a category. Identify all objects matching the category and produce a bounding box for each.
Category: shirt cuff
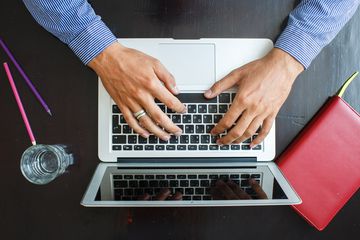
[68,20,117,65]
[275,24,322,69]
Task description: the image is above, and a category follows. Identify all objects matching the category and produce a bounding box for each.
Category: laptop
[81,38,301,207]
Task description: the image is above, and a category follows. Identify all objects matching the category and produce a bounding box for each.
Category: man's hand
[88,42,186,141]
[205,48,304,147]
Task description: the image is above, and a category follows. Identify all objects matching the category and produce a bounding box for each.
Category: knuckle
[243,130,253,138]
[230,130,241,139]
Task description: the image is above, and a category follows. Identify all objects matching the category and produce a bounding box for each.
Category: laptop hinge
[116,157,257,163]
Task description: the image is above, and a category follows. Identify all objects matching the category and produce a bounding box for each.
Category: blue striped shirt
[23,0,360,68]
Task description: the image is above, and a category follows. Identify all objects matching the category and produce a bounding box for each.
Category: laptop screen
[92,165,288,202]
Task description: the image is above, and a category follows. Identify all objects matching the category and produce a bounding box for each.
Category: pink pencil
[3,62,36,145]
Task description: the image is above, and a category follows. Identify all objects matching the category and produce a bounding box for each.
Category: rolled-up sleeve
[23,0,117,65]
[275,0,360,69]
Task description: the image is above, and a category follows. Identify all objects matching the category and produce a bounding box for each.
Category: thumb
[204,72,239,99]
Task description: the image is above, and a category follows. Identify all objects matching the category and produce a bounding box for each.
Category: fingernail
[216,140,223,146]
[204,89,212,98]
[173,86,179,94]
[142,132,150,138]
[174,131,182,137]
[182,105,187,113]
[163,135,170,141]
[250,143,255,148]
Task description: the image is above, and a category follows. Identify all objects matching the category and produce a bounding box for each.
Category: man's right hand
[88,42,186,141]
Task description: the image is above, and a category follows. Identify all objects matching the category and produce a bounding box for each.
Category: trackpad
[158,43,215,91]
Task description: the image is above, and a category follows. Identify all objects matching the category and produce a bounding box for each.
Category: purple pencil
[0,37,52,116]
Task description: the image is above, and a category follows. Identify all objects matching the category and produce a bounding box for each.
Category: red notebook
[277,72,360,231]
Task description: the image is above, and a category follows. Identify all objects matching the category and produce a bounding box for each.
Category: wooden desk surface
[0,1,359,239]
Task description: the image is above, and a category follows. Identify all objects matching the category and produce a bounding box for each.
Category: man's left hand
[205,48,304,147]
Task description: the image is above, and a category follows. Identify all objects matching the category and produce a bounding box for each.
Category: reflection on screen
[94,166,288,202]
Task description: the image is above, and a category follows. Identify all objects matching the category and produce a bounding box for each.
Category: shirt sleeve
[22,0,117,65]
[275,0,360,69]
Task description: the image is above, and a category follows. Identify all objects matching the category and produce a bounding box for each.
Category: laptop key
[199,145,208,150]
[138,136,148,144]
[158,104,166,112]
[166,145,176,151]
[200,180,210,187]
[144,188,153,195]
[252,145,262,150]
[244,138,251,143]
[219,93,231,103]
[214,115,222,123]
[241,180,250,187]
[177,145,187,150]
[145,175,155,179]
[112,135,126,144]
[112,115,119,125]
[231,144,240,150]
[149,135,158,144]
[156,175,165,179]
[134,189,144,196]
[195,188,204,194]
[193,115,202,123]
[170,180,179,187]
[209,175,218,180]
[190,180,199,187]
[187,104,197,113]
[177,175,186,179]
[145,145,154,151]
[203,115,212,123]
[198,105,207,113]
[149,180,159,187]
[112,145,121,151]
[123,125,132,134]
[205,188,211,194]
[180,180,189,187]
[188,145,197,150]
[159,139,168,144]
[211,136,217,144]
[113,105,121,113]
[119,115,126,123]
[198,175,208,179]
[180,135,189,144]
[206,125,215,133]
[177,124,184,132]
[190,135,200,144]
[134,145,143,151]
[185,125,194,134]
[139,180,148,187]
[156,145,165,150]
[124,189,133,195]
[251,174,261,178]
[231,93,236,102]
[242,145,251,150]
[167,175,176,179]
[230,174,240,179]
[182,115,192,123]
[175,188,184,194]
[195,125,205,133]
[172,115,181,123]
[129,180,138,187]
[185,188,194,195]
[203,196,212,200]
[208,104,217,113]
[219,104,228,113]
[182,196,191,200]
[169,135,179,144]
[114,181,127,188]
[113,175,122,179]
[192,196,202,200]
[159,180,168,187]
[113,125,121,134]
[124,175,133,179]
[188,175,197,179]
[220,145,230,150]
[123,145,132,151]
[241,174,250,179]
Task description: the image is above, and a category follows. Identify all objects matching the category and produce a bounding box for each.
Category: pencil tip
[47,110,53,116]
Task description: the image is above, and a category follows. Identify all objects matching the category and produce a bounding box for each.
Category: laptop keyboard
[112,93,262,151]
[112,172,262,201]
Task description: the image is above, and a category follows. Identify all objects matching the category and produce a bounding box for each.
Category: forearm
[22,0,116,64]
[275,0,360,69]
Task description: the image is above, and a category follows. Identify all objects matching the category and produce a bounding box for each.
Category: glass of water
[20,144,74,185]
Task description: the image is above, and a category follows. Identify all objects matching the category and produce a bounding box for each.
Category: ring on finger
[134,109,146,118]
[136,111,147,120]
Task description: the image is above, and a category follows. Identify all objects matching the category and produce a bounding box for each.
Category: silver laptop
[81,38,301,207]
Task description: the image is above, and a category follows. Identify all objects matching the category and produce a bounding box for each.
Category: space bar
[159,93,217,103]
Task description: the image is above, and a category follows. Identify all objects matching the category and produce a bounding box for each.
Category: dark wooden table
[0,1,359,239]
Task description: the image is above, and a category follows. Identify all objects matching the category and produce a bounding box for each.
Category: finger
[153,84,186,113]
[137,193,151,200]
[233,116,263,145]
[215,180,239,200]
[211,103,245,135]
[140,98,182,136]
[153,188,171,200]
[204,71,239,99]
[117,100,150,138]
[227,181,251,200]
[153,61,179,95]
[249,179,268,199]
[217,111,255,145]
[171,192,183,200]
[250,115,275,148]
[211,186,225,200]
[126,97,171,141]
